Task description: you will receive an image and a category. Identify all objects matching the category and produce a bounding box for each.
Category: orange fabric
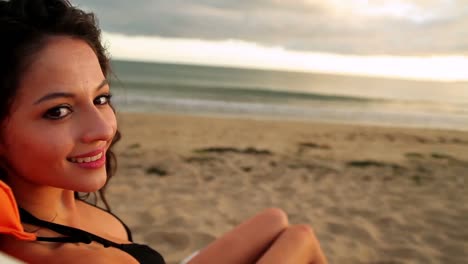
[0,180,36,241]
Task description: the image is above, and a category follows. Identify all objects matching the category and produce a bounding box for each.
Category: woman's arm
[188,208,327,264]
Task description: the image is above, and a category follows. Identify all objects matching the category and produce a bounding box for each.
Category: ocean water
[109,60,468,131]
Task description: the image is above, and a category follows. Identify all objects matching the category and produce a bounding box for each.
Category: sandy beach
[105,112,468,264]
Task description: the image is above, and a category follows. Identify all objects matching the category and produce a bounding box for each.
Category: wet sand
[106,112,468,264]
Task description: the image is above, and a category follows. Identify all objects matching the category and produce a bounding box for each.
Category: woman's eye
[94,94,111,105]
[43,106,72,120]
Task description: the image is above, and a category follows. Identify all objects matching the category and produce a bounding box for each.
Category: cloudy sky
[74,0,468,81]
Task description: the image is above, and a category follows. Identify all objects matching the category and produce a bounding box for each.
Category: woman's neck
[8,178,80,227]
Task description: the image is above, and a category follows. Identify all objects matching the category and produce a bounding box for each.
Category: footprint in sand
[144,231,191,252]
[325,221,376,244]
[143,230,216,258]
[437,242,467,263]
[189,231,216,250]
[379,246,432,263]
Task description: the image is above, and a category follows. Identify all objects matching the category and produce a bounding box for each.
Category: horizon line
[110,57,468,83]
[103,32,468,83]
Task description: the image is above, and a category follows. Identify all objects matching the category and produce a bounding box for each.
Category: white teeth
[69,152,103,163]
[90,154,100,161]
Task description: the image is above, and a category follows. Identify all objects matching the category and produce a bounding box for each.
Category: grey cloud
[73,0,468,55]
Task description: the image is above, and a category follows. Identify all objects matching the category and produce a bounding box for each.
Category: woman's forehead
[16,36,105,103]
[24,36,101,79]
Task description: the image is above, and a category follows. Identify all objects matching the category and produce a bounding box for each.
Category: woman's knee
[284,224,318,249]
[284,224,327,263]
[259,208,289,229]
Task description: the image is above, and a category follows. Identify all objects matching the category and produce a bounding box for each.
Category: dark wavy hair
[0,0,120,211]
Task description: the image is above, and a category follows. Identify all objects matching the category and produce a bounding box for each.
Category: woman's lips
[67,149,106,169]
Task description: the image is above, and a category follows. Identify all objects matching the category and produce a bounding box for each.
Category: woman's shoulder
[0,200,136,264]
[76,200,131,242]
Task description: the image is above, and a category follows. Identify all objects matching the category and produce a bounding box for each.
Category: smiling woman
[0,0,327,263]
[4,37,116,193]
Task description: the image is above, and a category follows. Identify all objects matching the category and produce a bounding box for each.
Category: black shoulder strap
[19,208,167,264]
[19,208,118,248]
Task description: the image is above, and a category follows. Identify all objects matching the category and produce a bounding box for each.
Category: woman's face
[0,36,117,192]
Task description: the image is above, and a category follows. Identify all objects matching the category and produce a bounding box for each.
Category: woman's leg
[256,224,328,264]
[188,208,289,264]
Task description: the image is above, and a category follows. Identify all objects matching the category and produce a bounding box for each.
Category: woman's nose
[78,107,116,144]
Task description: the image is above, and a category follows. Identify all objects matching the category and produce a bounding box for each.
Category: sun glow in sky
[329,0,443,22]
[104,32,468,82]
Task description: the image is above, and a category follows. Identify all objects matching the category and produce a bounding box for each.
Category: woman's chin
[71,175,107,193]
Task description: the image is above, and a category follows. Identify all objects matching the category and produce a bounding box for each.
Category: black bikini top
[19,208,165,264]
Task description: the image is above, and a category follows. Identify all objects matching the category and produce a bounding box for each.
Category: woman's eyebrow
[33,79,108,105]
[96,79,109,90]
